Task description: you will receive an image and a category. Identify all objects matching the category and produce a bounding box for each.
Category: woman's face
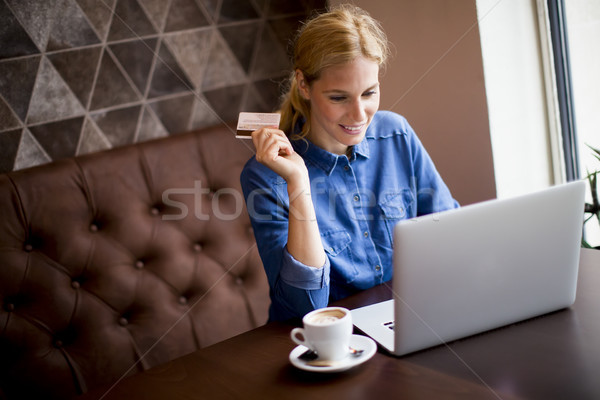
[298,56,380,155]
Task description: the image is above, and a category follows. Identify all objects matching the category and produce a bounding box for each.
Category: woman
[241,5,458,322]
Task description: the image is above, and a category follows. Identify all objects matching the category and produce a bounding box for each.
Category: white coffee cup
[290,307,353,361]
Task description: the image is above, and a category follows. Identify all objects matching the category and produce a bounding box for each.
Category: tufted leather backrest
[0,124,269,399]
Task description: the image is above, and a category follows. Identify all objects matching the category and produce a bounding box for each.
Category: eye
[362,90,377,98]
[329,95,346,102]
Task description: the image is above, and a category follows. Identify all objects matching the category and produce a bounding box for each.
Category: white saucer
[289,334,377,373]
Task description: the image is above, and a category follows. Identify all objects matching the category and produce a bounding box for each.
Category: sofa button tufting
[193,243,202,252]
[135,260,144,269]
[54,339,63,348]
[71,281,80,289]
[236,277,244,286]
[23,244,33,252]
[179,296,188,305]
[3,303,15,312]
[90,224,98,232]
[150,207,160,216]
[119,317,128,326]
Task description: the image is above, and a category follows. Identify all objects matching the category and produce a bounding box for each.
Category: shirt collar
[292,137,370,175]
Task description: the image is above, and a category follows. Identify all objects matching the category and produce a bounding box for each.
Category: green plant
[582,145,600,249]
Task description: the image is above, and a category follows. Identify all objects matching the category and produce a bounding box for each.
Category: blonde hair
[279,4,390,140]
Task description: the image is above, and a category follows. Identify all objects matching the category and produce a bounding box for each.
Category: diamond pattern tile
[201,31,246,91]
[243,84,269,114]
[77,117,111,155]
[110,39,157,93]
[218,0,259,22]
[48,47,103,108]
[4,0,53,54]
[137,0,170,32]
[46,0,100,51]
[137,105,168,141]
[13,128,51,171]
[108,0,156,41]
[189,95,222,130]
[0,56,40,121]
[253,77,286,111]
[149,94,195,134]
[90,50,140,110]
[91,105,141,146]
[0,129,22,172]
[203,84,245,123]
[0,98,20,131]
[164,0,209,32]
[219,22,261,73]
[252,24,291,80]
[0,1,40,58]
[268,15,307,52]
[27,57,85,124]
[29,117,84,160]
[0,0,326,173]
[148,41,194,97]
[76,0,117,41]
[198,0,219,22]
[163,30,212,90]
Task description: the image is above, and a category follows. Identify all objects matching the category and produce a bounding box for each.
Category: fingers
[252,128,292,163]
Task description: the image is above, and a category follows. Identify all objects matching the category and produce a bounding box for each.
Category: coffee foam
[312,316,340,325]
[308,309,346,325]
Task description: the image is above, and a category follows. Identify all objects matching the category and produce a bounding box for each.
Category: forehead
[316,56,380,90]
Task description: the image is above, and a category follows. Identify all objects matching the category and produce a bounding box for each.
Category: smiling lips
[340,124,365,135]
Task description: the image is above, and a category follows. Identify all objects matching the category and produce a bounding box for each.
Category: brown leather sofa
[0,124,270,399]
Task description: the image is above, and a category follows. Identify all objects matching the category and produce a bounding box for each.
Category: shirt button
[353,195,360,202]
[363,231,369,238]
[344,165,350,171]
[375,265,381,271]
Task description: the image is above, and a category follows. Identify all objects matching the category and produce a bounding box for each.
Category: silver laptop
[351,180,586,356]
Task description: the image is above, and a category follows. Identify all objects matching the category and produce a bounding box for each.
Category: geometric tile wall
[0,0,326,173]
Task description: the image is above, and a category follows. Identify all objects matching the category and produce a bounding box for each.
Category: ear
[295,69,310,100]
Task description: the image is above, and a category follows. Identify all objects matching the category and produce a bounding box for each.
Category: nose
[348,98,367,122]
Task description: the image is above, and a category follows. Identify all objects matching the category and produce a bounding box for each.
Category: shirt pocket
[378,190,414,246]
[321,230,359,284]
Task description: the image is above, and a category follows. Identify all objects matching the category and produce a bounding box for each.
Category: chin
[343,133,366,146]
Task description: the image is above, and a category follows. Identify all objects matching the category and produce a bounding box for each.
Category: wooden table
[84,249,600,399]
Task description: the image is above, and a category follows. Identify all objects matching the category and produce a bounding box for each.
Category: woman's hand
[252,127,325,268]
[252,127,308,187]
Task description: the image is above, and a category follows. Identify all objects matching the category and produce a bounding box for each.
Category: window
[478,0,599,247]
[476,0,559,199]
[563,0,600,247]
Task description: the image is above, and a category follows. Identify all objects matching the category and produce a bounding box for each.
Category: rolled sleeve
[280,246,330,290]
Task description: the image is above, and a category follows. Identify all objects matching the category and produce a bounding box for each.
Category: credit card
[236,112,281,139]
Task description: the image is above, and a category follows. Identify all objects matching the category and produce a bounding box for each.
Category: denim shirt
[240,111,459,321]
